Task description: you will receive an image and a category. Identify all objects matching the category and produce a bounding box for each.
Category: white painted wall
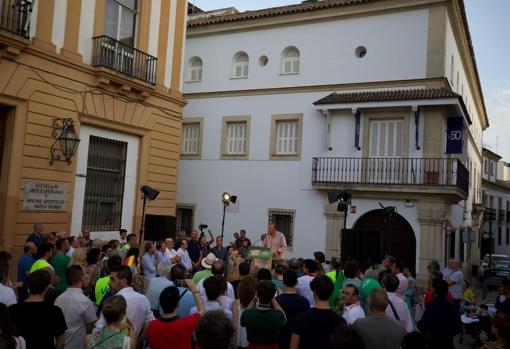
[148,0,161,57]
[183,9,429,93]
[164,0,177,89]
[71,125,140,241]
[78,0,96,65]
[51,0,67,53]
[29,0,38,39]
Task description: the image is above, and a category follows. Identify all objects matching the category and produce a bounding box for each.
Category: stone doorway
[342,209,417,272]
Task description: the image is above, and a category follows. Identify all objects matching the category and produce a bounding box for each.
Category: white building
[482,148,510,258]
[177,0,488,279]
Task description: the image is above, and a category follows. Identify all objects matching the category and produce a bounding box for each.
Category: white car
[480,254,510,278]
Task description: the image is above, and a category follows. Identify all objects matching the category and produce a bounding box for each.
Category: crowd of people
[0,223,509,349]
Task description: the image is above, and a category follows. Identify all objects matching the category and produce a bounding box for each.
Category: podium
[248,247,272,270]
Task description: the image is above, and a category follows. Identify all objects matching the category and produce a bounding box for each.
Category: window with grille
[176,205,194,236]
[276,120,298,155]
[82,136,127,231]
[281,47,300,74]
[181,123,201,155]
[232,52,249,78]
[268,209,295,248]
[369,119,404,158]
[226,122,247,155]
[189,57,203,82]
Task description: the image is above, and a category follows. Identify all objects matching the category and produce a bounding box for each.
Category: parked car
[480,254,510,279]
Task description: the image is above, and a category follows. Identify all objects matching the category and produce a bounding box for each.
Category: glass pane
[104,0,119,39]
[119,8,136,45]
[118,0,137,10]
[379,122,386,157]
[387,122,394,157]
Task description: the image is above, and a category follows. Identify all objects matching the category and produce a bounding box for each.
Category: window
[281,46,300,74]
[498,227,502,245]
[268,209,295,248]
[82,136,127,231]
[491,161,495,176]
[369,119,404,157]
[232,52,249,78]
[105,0,138,46]
[221,116,250,159]
[176,204,195,236]
[180,118,203,159]
[270,114,303,160]
[507,227,509,246]
[484,159,489,174]
[188,57,203,82]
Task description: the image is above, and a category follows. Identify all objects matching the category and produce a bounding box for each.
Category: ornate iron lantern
[49,118,80,165]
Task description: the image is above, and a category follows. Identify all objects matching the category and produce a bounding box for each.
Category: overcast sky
[190,0,510,161]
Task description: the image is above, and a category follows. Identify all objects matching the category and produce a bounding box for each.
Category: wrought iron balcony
[312,157,469,193]
[92,35,157,85]
[0,0,33,39]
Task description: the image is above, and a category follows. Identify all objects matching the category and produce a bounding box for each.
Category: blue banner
[446,117,463,154]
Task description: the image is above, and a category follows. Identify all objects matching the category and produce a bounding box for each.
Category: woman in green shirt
[86,296,136,349]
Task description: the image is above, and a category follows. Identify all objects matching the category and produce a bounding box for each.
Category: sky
[190,0,510,161]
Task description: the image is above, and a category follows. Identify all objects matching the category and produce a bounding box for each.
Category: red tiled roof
[313,88,459,105]
[188,0,385,27]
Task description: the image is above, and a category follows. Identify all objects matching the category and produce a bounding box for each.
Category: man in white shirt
[55,265,97,349]
[391,260,408,299]
[119,228,128,245]
[383,274,413,332]
[176,239,192,273]
[66,236,78,258]
[95,266,155,340]
[297,259,317,306]
[444,259,464,307]
[191,275,232,319]
[0,264,16,306]
[197,261,235,300]
[342,284,365,325]
[164,237,182,264]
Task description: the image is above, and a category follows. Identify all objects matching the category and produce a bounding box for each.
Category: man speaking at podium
[262,224,287,267]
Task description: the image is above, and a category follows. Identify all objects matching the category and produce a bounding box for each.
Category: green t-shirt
[51,252,70,292]
[360,278,382,300]
[87,327,128,349]
[192,269,212,284]
[95,276,110,305]
[30,259,52,273]
[240,308,286,344]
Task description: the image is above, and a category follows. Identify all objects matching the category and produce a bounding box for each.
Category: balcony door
[103,0,138,75]
[368,119,404,183]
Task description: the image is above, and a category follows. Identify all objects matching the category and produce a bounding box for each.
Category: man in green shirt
[51,238,71,292]
[192,253,217,284]
[241,280,286,347]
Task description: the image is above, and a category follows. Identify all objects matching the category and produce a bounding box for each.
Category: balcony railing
[0,0,33,39]
[484,208,497,222]
[312,157,469,193]
[92,35,157,85]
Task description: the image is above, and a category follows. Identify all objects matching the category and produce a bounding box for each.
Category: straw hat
[201,252,218,269]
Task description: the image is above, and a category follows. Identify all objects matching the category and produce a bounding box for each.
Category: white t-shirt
[0,283,16,306]
[343,303,365,325]
[297,275,315,307]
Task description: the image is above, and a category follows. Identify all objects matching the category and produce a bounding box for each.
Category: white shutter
[227,122,246,155]
[369,119,403,158]
[181,123,200,155]
[276,120,298,155]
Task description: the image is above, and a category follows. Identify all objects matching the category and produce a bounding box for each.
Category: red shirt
[147,313,201,349]
[423,290,454,307]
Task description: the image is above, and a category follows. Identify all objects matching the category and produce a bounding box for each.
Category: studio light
[139,185,160,246]
[222,192,237,206]
[142,185,160,201]
[328,190,352,212]
[220,192,237,238]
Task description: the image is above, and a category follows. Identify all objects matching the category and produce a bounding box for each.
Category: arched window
[188,57,203,82]
[232,52,249,78]
[281,46,300,74]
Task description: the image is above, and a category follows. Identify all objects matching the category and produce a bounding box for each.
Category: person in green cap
[51,238,71,292]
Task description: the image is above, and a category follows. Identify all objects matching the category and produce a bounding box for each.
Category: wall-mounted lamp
[49,118,80,165]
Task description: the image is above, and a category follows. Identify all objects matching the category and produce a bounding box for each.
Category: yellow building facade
[0,0,187,257]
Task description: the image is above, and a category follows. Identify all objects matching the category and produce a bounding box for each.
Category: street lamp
[221,192,237,238]
[49,118,80,165]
